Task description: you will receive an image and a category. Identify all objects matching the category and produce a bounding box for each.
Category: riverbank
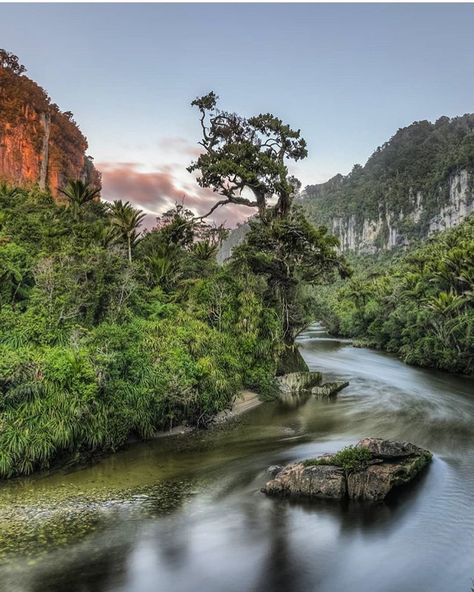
[154,390,263,437]
[1,329,473,592]
[312,216,474,376]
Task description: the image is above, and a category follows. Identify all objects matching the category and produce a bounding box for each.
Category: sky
[1,3,473,226]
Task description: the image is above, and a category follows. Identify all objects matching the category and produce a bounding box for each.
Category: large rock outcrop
[277,371,322,396]
[0,54,100,197]
[262,438,432,502]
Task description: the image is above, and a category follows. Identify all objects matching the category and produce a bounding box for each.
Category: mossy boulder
[262,438,432,502]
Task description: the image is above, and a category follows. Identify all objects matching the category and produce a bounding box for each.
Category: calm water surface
[1,325,473,592]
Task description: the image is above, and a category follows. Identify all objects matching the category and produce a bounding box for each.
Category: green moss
[302,457,332,467]
[302,445,372,472]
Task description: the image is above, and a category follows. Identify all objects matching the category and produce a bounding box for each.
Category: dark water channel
[0,324,473,592]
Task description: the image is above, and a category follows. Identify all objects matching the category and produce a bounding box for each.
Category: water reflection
[1,326,473,592]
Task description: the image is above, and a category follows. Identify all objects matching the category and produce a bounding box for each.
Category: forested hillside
[301,115,474,252]
[313,215,474,374]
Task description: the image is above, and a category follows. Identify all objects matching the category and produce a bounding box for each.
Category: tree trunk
[277,345,309,375]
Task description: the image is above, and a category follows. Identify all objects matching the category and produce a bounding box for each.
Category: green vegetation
[0,185,286,477]
[300,115,474,243]
[188,92,347,349]
[313,216,474,374]
[303,446,372,472]
[0,92,345,479]
[230,209,349,347]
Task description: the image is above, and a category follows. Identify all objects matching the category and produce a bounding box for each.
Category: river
[0,324,473,592]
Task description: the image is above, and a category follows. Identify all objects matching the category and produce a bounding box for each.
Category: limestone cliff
[328,169,474,253]
[0,52,100,197]
[301,115,474,253]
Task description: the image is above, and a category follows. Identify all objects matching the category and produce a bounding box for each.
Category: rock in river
[311,381,349,398]
[262,438,432,502]
[277,371,322,395]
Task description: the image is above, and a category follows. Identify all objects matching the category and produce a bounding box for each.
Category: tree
[0,49,26,75]
[58,180,101,220]
[138,204,227,291]
[107,200,145,263]
[188,93,348,359]
[188,91,307,222]
[231,209,349,345]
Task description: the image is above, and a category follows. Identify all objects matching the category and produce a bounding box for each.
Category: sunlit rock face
[0,65,100,197]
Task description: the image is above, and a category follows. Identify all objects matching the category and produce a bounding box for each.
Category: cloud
[158,136,203,158]
[99,162,183,209]
[98,162,253,228]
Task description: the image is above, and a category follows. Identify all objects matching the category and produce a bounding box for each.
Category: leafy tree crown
[188,91,307,221]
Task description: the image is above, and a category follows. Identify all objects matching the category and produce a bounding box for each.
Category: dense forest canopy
[0,184,281,477]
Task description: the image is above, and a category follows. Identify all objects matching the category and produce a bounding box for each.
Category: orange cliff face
[0,63,101,198]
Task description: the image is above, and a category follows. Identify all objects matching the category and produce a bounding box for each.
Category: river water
[0,325,473,592]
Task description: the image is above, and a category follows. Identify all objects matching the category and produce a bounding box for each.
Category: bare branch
[196,195,258,220]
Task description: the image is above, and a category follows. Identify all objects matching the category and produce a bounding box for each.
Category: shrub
[303,445,372,472]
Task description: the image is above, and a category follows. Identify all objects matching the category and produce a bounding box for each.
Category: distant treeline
[313,215,474,375]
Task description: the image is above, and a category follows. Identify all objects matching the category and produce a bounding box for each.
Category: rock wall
[428,169,474,233]
[220,170,474,258]
[0,64,100,197]
[329,170,473,253]
[216,222,251,264]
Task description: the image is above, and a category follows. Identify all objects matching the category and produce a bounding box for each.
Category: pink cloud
[98,162,252,228]
[99,162,183,208]
[158,136,204,158]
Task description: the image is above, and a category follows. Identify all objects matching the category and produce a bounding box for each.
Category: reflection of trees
[253,501,309,592]
[153,516,190,570]
[29,540,131,592]
[22,456,430,592]
[27,480,195,592]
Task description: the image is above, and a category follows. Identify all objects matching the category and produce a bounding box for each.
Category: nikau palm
[59,180,100,218]
[107,200,146,262]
